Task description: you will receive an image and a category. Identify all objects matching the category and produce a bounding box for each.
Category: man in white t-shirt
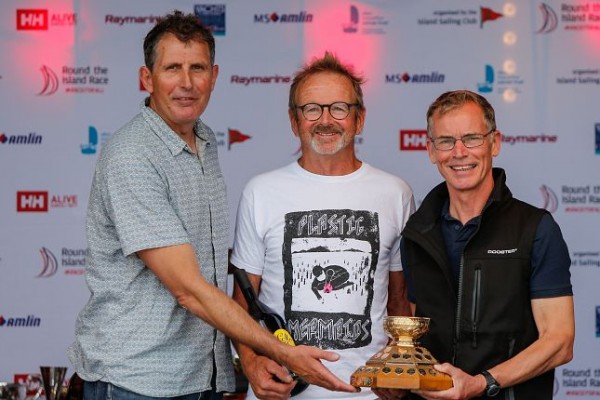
[230,52,415,400]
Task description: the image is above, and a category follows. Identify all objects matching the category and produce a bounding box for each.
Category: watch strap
[481,370,501,397]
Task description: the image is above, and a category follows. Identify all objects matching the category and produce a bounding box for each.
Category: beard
[308,123,349,155]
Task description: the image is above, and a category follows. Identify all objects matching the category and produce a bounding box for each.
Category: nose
[318,105,334,122]
[179,70,192,89]
[451,139,469,157]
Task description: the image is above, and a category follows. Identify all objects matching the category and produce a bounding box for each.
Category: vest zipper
[471,266,481,348]
[452,254,465,364]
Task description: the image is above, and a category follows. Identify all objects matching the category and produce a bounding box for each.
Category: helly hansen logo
[400,130,427,151]
[17,9,48,30]
[17,191,48,212]
[487,248,517,254]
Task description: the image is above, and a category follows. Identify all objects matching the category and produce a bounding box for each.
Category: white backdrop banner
[1,1,599,398]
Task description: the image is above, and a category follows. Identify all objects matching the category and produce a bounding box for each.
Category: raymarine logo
[487,248,517,254]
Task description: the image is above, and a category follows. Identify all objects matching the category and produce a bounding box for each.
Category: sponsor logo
[0,314,41,327]
[216,129,252,149]
[16,9,47,30]
[537,3,558,33]
[400,130,428,151]
[16,9,76,31]
[480,7,504,27]
[254,11,313,24]
[385,71,445,84]
[556,68,600,85]
[487,248,517,254]
[341,5,389,35]
[38,247,87,277]
[105,14,163,25]
[38,65,110,95]
[541,184,600,213]
[16,191,78,212]
[537,2,600,33]
[562,368,600,394]
[38,247,58,277]
[230,74,291,86]
[501,134,558,145]
[417,6,503,28]
[540,185,558,213]
[50,195,77,208]
[477,64,494,93]
[81,126,111,155]
[343,5,359,33]
[476,63,524,97]
[17,191,48,212]
[38,65,59,95]
[195,4,226,36]
[596,123,600,155]
[0,132,43,145]
[597,305,600,337]
[571,251,600,268]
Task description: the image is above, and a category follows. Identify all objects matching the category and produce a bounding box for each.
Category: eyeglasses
[429,130,495,151]
[295,102,359,121]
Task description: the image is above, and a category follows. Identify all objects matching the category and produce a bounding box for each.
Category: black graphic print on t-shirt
[282,209,380,350]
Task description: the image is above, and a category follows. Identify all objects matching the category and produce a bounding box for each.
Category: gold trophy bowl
[350,316,453,390]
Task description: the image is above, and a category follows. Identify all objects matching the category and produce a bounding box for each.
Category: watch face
[487,384,501,397]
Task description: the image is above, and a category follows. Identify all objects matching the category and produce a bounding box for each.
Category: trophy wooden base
[350,317,453,391]
[350,344,453,390]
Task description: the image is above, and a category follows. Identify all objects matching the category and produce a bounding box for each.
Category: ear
[491,130,502,157]
[426,138,437,164]
[139,66,153,94]
[289,109,300,137]
[355,108,366,135]
[210,64,219,91]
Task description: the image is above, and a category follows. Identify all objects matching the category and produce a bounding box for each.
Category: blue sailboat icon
[477,65,494,93]
[81,126,98,154]
[343,5,359,33]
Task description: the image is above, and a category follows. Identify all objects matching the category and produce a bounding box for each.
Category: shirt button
[454,225,460,231]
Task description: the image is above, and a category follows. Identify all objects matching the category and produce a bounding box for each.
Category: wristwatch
[481,370,501,397]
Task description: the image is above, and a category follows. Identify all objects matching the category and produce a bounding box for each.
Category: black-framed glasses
[429,130,495,151]
[295,102,359,121]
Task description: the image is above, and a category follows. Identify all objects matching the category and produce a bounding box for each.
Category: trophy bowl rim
[383,316,431,339]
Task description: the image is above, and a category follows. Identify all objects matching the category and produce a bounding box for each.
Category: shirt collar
[141,98,208,156]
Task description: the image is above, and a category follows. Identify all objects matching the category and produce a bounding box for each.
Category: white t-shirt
[231,161,415,400]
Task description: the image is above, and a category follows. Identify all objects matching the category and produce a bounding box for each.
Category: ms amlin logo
[0,314,41,327]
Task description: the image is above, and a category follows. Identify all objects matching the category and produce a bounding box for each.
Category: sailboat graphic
[81,126,98,154]
[343,5,359,33]
[38,65,59,96]
[477,65,494,93]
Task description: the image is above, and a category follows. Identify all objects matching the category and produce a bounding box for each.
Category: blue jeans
[83,381,223,400]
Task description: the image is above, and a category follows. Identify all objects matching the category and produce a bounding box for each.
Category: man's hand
[280,345,359,393]
[412,363,485,400]
[241,351,296,400]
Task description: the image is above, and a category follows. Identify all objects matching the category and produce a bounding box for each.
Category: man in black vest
[396,90,574,400]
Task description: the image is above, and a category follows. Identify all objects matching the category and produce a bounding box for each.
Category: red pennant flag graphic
[480,7,503,27]
[228,129,251,149]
